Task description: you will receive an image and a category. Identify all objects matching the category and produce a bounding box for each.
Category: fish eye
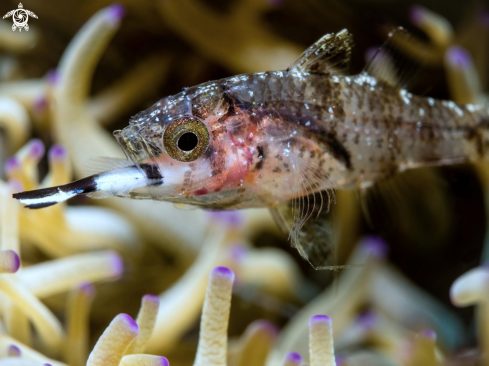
[163,117,209,162]
[178,132,198,151]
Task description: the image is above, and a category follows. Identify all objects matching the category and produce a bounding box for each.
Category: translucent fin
[361,167,454,247]
[287,29,354,75]
[82,157,133,176]
[363,27,427,91]
[270,190,339,269]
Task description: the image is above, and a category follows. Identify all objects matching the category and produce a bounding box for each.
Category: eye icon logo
[3,3,37,32]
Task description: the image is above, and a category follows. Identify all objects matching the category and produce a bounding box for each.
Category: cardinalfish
[12,29,489,269]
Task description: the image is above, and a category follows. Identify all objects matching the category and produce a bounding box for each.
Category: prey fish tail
[12,164,162,209]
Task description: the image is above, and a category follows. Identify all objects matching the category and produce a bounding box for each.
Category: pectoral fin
[270,190,338,269]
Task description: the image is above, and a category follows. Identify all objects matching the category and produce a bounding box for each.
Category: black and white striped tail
[12,176,97,209]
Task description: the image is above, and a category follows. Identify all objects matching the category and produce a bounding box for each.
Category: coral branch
[157,0,301,73]
[409,5,453,49]
[0,251,19,274]
[281,352,302,366]
[17,251,123,298]
[125,295,160,355]
[65,282,96,366]
[0,276,64,354]
[0,97,30,150]
[405,330,441,366]
[0,335,65,366]
[89,54,172,126]
[193,267,234,366]
[0,22,38,52]
[234,320,278,366]
[444,46,484,104]
[147,228,233,353]
[309,315,335,366]
[120,355,169,366]
[86,314,139,366]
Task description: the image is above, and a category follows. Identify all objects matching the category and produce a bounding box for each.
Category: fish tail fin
[12,176,97,209]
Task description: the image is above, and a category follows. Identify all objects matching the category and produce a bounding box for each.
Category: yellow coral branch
[0,335,65,366]
[0,22,38,52]
[3,299,30,345]
[193,267,234,366]
[0,97,30,150]
[120,354,169,366]
[234,320,278,366]
[125,295,160,355]
[89,54,172,126]
[65,282,95,366]
[17,250,122,298]
[308,315,335,366]
[0,276,64,354]
[86,313,139,366]
[146,228,233,353]
[157,0,302,73]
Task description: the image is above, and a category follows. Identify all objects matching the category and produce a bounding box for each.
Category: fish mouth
[113,126,165,200]
[113,126,162,178]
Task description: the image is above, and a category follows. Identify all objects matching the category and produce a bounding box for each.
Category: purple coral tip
[117,313,139,331]
[336,356,347,365]
[158,357,170,366]
[109,251,124,277]
[209,210,243,227]
[49,144,67,161]
[46,69,59,85]
[33,96,47,111]
[29,139,45,159]
[309,314,331,326]
[446,46,472,68]
[419,329,437,340]
[78,281,96,297]
[229,244,247,263]
[108,3,125,20]
[357,311,376,330]
[8,179,23,193]
[409,5,425,25]
[285,352,302,363]
[7,250,21,273]
[250,320,279,336]
[143,294,160,305]
[361,236,388,258]
[7,345,21,357]
[212,266,235,280]
[5,156,19,174]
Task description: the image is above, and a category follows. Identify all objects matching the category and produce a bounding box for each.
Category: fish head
[114,80,265,209]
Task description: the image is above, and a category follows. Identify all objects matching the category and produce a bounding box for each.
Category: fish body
[13,29,489,267]
[113,70,489,206]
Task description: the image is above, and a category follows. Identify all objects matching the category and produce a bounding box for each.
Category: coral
[156,0,302,73]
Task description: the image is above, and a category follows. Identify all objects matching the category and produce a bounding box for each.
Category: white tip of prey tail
[13,189,77,209]
[12,164,159,209]
[12,175,98,209]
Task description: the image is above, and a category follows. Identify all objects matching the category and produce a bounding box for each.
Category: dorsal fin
[287,29,354,75]
[363,27,426,91]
